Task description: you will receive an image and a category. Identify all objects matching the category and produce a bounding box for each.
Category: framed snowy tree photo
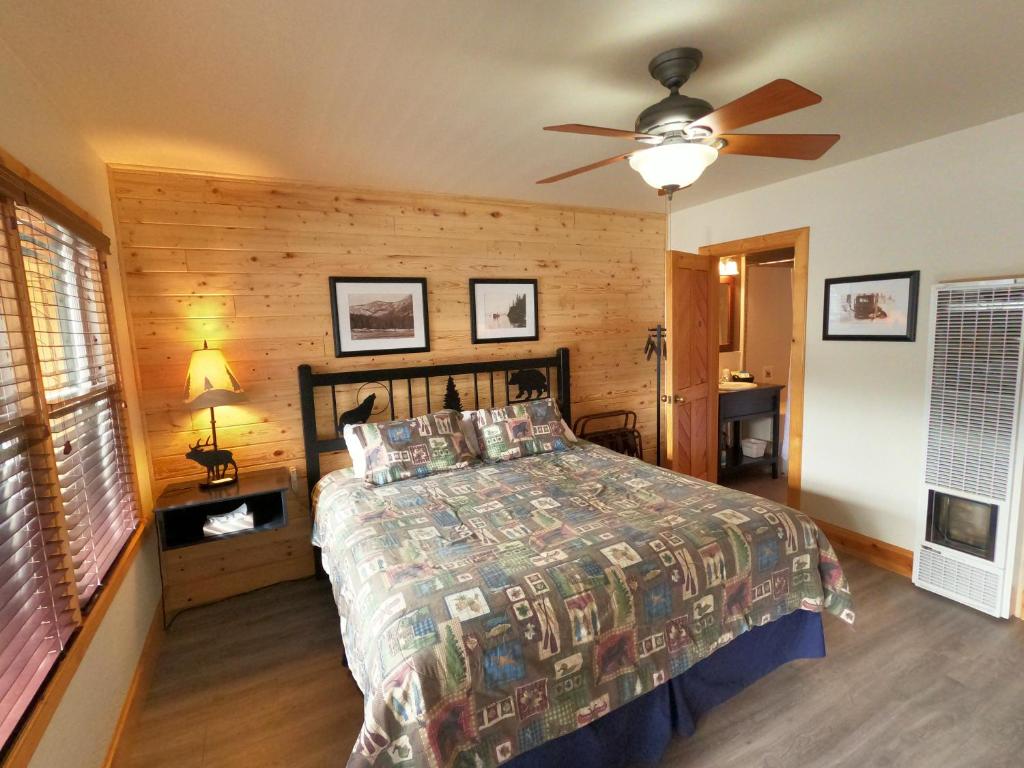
[469,279,539,344]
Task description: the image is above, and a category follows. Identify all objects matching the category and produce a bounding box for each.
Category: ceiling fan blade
[544,123,659,141]
[692,79,822,135]
[536,150,639,184]
[719,133,840,160]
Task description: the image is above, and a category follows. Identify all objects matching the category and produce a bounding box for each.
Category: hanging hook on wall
[643,328,667,362]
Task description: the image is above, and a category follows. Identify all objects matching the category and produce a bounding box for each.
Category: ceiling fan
[537,47,839,195]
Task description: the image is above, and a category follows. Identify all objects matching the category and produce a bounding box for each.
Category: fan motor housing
[635,92,714,136]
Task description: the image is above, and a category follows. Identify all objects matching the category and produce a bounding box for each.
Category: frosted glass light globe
[629,142,718,189]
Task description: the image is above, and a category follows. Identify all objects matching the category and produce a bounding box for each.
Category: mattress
[312,442,854,767]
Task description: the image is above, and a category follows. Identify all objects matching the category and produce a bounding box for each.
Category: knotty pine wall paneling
[109,167,665,497]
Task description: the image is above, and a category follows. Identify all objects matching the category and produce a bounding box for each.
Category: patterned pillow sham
[469,398,573,462]
[346,409,479,486]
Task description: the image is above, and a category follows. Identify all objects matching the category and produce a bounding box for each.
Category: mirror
[719,277,736,351]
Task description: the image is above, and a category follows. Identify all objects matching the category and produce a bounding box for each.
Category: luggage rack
[573,410,644,459]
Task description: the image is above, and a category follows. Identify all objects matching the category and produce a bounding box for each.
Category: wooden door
[665,250,719,481]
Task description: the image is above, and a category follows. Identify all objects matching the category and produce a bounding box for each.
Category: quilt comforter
[312,442,854,768]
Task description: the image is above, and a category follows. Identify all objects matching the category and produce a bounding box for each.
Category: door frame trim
[697,227,810,509]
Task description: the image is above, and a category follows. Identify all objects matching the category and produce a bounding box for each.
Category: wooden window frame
[0,150,147,768]
[0,152,108,254]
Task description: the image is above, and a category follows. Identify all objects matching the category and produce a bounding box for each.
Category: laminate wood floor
[114,556,1024,768]
[722,470,789,504]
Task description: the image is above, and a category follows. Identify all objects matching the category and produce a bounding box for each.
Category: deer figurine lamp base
[185,406,240,490]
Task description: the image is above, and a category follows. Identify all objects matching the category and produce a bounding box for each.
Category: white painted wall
[742,264,793,463]
[0,35,162,768]
[672,113,1024,564]
[745,264,793,388]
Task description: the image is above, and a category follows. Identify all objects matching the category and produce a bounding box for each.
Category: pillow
[560,418,578,442]
[460,411,575,453]
[459,411,482,457]
[345,409,480,486]
[469,398,573,462]
[342,424,368,477]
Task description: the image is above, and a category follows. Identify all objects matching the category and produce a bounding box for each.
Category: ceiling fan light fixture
[628,142,718,190]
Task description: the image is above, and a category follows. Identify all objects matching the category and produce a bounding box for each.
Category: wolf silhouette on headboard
[337,393,376,435]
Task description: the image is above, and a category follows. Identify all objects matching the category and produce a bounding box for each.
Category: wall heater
[913,278,1024,617]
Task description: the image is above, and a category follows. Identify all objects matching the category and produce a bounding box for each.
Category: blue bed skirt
[508,609,825,768]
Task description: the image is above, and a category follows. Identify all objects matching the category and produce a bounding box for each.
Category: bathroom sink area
[719,381,758,391]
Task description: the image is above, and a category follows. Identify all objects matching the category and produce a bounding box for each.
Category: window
[0,195,138,750]
[15,205,139,604]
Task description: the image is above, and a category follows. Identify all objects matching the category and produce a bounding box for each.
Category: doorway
[700,228,809,508]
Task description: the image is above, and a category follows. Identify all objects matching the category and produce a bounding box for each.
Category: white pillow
[560,418,578,442]
[459,411,482,456]
[342,423,367,476]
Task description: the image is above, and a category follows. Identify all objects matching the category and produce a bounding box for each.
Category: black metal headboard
[297,348,570,494]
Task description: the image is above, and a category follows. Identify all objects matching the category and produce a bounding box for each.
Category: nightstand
[154,466,315,625]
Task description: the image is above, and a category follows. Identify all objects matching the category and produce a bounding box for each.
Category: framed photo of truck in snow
[469,278,539,344]
[329,277,430,357]
[823,270,919,341]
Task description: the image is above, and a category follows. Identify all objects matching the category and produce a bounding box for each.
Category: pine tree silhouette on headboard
[443,376,463,411]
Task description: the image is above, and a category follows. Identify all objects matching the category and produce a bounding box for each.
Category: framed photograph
[469,279,539,344]
[329,277,429,357]
[823,270,920,341]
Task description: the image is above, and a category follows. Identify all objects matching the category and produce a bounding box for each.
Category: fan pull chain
[665,190,672,254]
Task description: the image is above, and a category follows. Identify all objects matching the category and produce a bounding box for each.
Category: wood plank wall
[108,167,665,497]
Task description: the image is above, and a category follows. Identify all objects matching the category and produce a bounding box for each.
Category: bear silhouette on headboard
[508,369,549,401]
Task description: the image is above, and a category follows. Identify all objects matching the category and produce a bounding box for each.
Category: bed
[298,349,854,768]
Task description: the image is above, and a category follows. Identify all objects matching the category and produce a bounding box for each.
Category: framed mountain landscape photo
[329,277,429,357]
[469,278,539,344]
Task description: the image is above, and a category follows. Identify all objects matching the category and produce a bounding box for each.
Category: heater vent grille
[925,284,1024,501]
[917,546,1000,614]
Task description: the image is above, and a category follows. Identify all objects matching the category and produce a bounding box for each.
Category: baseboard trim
[812,517,914,579]
[103,601,164,768]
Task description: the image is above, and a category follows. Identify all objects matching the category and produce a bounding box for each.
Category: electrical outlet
[762,365,774,381]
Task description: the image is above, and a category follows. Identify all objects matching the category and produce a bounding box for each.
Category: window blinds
[0,215,81,749]
[14,204,139,604]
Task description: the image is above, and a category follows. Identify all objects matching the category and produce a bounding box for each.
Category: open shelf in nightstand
[159,492,286,550]
[154,467,292,551]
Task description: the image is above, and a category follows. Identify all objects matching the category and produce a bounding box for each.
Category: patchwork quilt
[312,442,854,768]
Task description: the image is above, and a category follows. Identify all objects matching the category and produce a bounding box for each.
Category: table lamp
[183,340,245,488]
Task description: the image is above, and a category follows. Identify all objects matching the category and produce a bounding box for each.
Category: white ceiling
[3,0,1023,212]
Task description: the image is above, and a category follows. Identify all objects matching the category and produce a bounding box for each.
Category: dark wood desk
[718,384,785,481]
